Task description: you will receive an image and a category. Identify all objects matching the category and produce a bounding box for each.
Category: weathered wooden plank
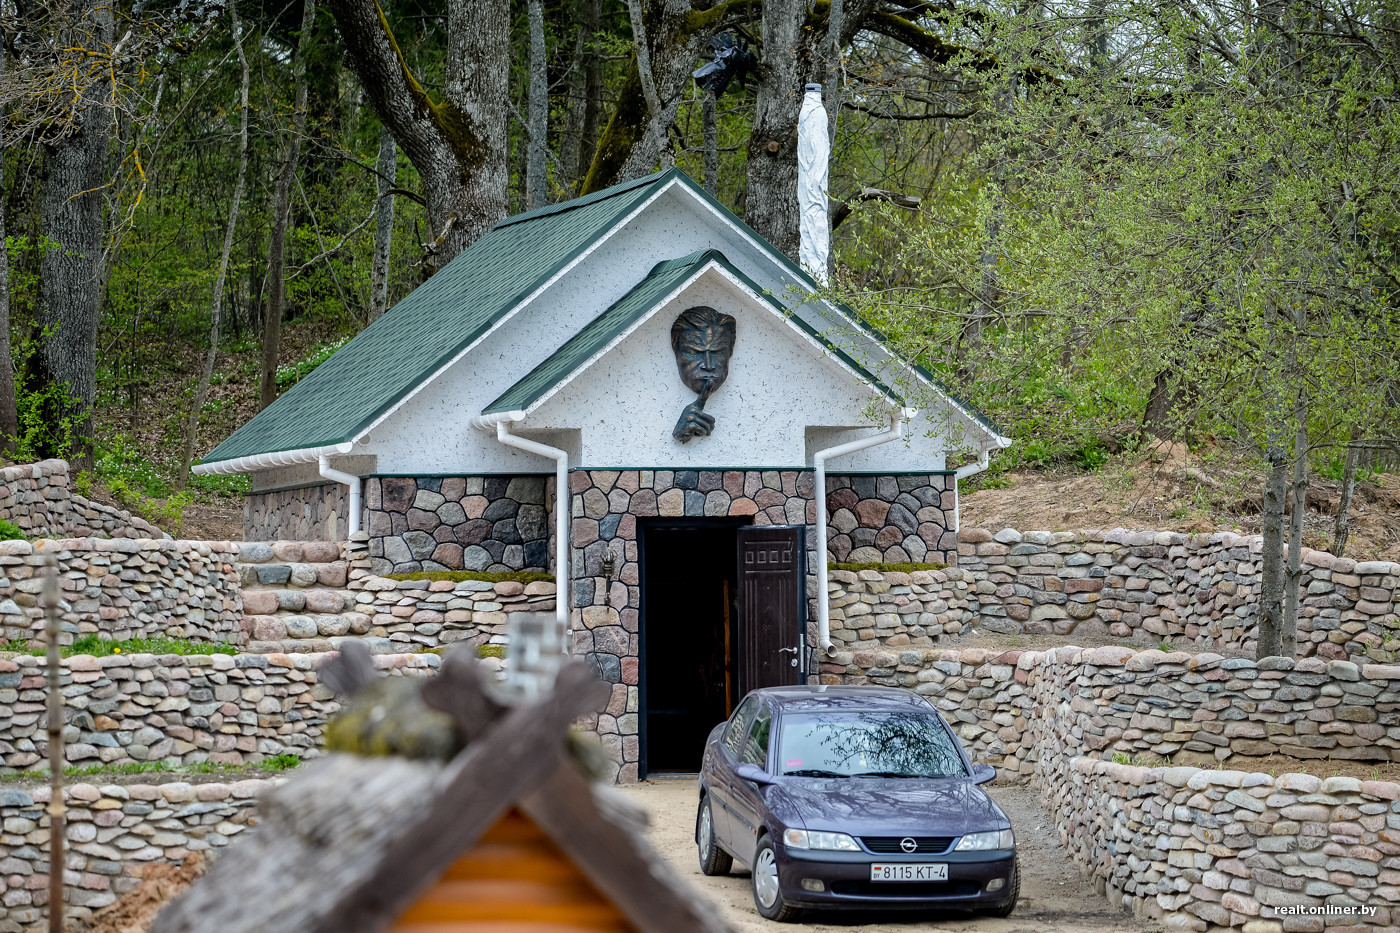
[522,766,735,933]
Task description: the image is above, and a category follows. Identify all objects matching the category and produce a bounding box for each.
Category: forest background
[1,0,1397,656]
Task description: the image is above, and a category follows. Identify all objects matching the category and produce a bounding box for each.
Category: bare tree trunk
[1257,444,1289,658]
[179,0,250,489]
[1334,434,1360,556]
[259,0,317,411]
[326,0,508,265]
[744,0,806,260]
[702,93,718,195]
[526,0,548,209]
[1281,391,1307,657]
[368,127,396,323]
[36,5,113,469]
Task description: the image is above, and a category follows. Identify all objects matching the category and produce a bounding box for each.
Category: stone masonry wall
[0,540,242,649]
[364,476,550,575]
[243,482,348,542]
[0,651,437,774]
[0,460,165,540]
[956,527,1400,660]
[823,643,1400,928]
[0,779,274,932]
[824,473,955,564]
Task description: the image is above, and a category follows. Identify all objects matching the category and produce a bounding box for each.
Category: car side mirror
[734,763,774,785]
[971,763,997,785]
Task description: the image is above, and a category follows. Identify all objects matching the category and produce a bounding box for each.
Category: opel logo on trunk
[900,837,917,853]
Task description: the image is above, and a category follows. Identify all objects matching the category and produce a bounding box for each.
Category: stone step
[238,561,348,588]
[241,587,353,615]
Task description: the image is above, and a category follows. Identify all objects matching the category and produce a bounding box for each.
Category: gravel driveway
[616,779,1158,933]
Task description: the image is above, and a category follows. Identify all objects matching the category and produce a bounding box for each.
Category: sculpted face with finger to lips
[670,306,737,443]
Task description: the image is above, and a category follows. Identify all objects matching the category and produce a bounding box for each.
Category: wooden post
[42,557,64,933]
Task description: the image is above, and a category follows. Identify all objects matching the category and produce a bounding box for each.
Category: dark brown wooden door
[736,526,806,694]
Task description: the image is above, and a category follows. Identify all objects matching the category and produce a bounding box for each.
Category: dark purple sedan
[695,685,1018,921]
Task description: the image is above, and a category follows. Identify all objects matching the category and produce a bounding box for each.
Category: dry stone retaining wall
[0,651,436,773]
[243,482,348,542]
[0,779,274,932]
[0,539,242,648]
[0,460,164,540]
[956,527,1400,661]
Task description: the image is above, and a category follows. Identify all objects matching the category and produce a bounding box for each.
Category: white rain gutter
[191,441,354,476]
[951,449,991,534]
[317,456,362,537]
[470,411,569,633]
[813,408,916,653]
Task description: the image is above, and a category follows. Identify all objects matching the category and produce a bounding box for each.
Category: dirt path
[616,780,1157,933]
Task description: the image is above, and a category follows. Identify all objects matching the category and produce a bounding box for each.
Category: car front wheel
[696,798,733,876]
[751,834,800,922]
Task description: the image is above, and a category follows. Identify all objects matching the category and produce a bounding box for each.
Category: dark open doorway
[638,518,748,777]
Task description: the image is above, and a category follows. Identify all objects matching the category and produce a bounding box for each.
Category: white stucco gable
[507,260,902,469]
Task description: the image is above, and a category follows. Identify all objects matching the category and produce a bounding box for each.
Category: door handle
[779,647,798,653]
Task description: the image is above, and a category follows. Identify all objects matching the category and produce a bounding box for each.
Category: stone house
[195,167,1007,775]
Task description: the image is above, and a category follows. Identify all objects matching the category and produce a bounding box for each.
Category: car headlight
[782,829,861,851]
[954,829,1015,852]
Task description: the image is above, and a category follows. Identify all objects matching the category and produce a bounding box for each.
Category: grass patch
[827,561,948,573]
[0,520,24,542]
[477,644,506,658]
[4,634,237,658]
[384,570,555,585]
[11,755,302,781]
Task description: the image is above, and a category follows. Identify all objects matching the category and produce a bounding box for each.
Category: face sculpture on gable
[670,306,737,443]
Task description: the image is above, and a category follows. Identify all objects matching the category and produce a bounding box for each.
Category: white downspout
[470,412,569,634]
[952,449,990,533]
[813,407,916,653]
[318,456,361,537]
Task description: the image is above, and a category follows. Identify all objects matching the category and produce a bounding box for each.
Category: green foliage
[477,644,506,658]
[276,337,350,391]
[14,634,238,658]
[0,521,24,542]
[73,471,94,497]
[10,755,302,781]
[827,561,948,573]
[384,570,556,584]
[186,471,251,498]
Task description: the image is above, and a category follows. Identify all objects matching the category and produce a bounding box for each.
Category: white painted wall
[335,182,971,476]
[523,272,890,467]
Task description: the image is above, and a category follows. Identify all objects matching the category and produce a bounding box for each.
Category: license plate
[870,863,948,882]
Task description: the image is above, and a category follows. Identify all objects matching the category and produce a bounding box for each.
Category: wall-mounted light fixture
[600,549,617,583]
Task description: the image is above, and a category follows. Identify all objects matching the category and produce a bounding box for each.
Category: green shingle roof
[200,171,674,465]
[484,249,901,416]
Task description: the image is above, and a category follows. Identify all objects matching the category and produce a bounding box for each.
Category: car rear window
[776,711,968,778]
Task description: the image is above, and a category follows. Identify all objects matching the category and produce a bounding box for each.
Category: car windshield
[777,711,968,778]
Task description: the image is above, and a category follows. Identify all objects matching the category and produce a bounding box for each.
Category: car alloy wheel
[697,798,732,876]
[750,834,799,922]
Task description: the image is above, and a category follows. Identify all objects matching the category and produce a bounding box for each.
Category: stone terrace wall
[0,779,274,931]
[824,644,1400,928]
[364,475,551,575]
[956,527,1400,660]
[0,460,165,540]
[1047,757,1400,931]
[0,651,437,773]
[0,539,242,648]
[243,482,348,542]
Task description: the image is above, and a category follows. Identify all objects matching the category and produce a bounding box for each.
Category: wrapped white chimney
[798,83,830,285]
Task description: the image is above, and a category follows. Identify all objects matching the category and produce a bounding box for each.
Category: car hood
[775,777,1008,837]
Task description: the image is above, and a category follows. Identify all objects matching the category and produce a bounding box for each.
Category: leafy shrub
[0,520,24,542]
[384,570,555,584]
[187,471,251,498]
